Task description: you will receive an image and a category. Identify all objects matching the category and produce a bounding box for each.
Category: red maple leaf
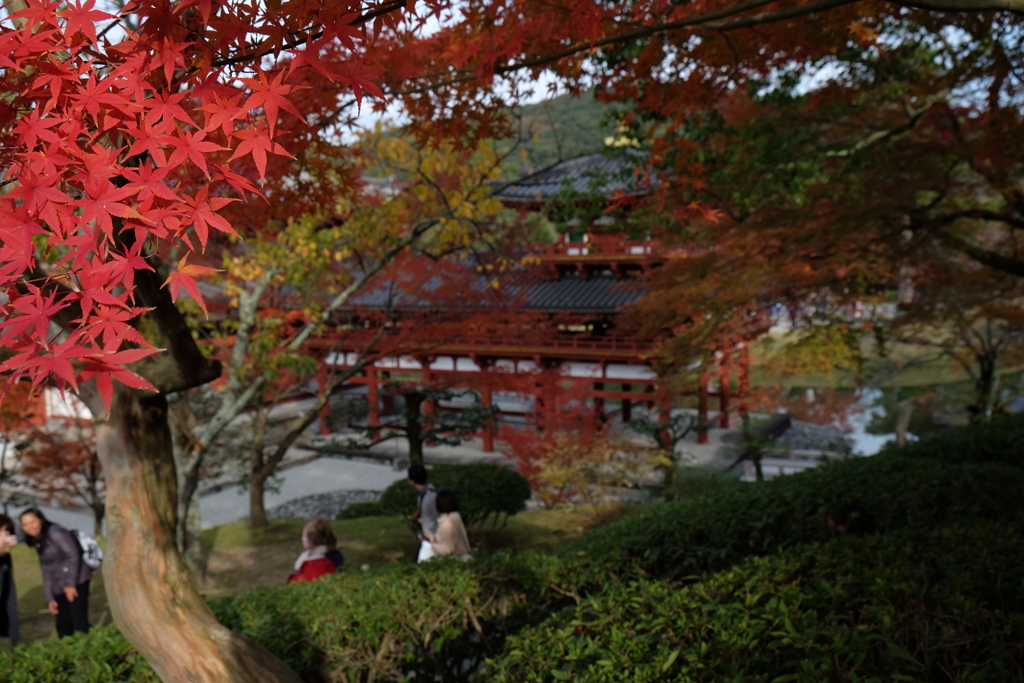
[124,120,174,166]
[121,163,179,202]
[13,109,62,149]
[98,239,154,298]
[181,186,238,249]
[213,163,264,198]
[145,90,193,129]
[230,122,293,181]
[59,0,113,44]
[200,94,247,136]
[78,347,162,410]
[0,286,67,343]
[167,130,226,177]
[76,180,143,240]
[240,69,304,134]
[163,253,221,314]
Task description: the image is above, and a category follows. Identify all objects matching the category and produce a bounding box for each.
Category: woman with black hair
[19,508,92,639]
[0,514,19,646]
[430,490,471,559]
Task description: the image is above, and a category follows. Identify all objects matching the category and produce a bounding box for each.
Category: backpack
[70,530,103,569]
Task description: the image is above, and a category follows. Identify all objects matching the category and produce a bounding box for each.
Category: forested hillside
[499,90,616,178]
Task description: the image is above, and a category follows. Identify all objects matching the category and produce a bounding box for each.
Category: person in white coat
[428,490,471,559]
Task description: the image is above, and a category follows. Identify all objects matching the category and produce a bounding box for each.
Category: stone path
[14,410,861,533]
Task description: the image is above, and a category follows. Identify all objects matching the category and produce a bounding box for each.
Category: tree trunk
[88,452,105,537]
[250,405,269,529]
[169,396,205,570]
[94,386,302,683]
[250,475,268,530]
[895,399,913,447]
[93,503,105,538]
[405,392,424,466]
[974,353,996,421]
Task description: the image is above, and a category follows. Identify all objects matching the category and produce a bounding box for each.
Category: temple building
[311,152,762,450]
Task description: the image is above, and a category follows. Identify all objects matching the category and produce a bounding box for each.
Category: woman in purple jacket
[20,508,92,639]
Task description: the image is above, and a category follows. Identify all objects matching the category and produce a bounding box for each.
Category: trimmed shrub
[490,521,1024,683]
[553,455,1024,588]
[667,463,742,499]
[879,413,1024,467]
[378,463,532,526]
[7,420,1024,683]
[0,625,157,682]
[209,555,555,683]
[335,501,384,520]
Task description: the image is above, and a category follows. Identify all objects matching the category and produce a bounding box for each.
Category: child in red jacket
[287,519,345,584]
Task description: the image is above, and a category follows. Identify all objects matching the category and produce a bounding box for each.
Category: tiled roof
[524,275,644,311]
[349,272,645,314]
[493,150,653,204]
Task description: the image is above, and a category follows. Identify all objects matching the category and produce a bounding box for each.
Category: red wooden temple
[314,153,760,450]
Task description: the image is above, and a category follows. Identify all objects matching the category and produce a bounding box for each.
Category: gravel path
[265,489,383,521]
[776,420,853,453]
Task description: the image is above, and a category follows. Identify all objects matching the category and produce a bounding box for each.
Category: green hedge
[552,455,1024,587]
[5,419,1024,682]
[490,521,1024,683]
[335,501,384,520]
[878,413,1024,467]
[378,463,532,526]
[0,624,157,683]
[208,555,554,682]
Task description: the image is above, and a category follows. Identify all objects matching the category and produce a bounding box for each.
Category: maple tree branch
[383,0,853,97]
[132,262,222,394]
[255,328,385,483]
[894,0,1023,10]
[209,0,407,69]
[190,218,436,468]
[937,231,1024,278]
[197,269,280,451]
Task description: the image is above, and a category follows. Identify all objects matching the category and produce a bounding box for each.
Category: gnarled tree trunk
[95,386,301,683]
[405,392,425,466]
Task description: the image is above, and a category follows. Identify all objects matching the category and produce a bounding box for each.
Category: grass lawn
[6,507,619,645]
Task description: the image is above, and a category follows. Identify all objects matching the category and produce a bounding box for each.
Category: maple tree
[0,382,34,515]
[327,385,499,465]
[497,373,653,507]
[0,0,1019,679]
[0,0,433,679]
[882,261,1024,418]
[384,2,1023,398]
[21,401,106,536]
[168,130,506,536]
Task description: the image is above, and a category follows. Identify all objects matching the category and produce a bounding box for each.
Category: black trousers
[54,580,90,639]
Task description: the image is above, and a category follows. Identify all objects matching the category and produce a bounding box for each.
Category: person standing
[0,514,19,647]
[430,490,471,559]
[407,464,438,563]
[19,508,92,639]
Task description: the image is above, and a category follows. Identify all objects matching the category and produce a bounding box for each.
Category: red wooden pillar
[317,363,331,435]
[367,366,381,441]
[738,343,750,419]
[481,384,494,453]
[420,360,437,447]
[698,370,709,444]
[380,371,393,414]
[534,362,550,433]
[421,363,435,419]
[594,381,605,423]
[718,351,731,429]
[621,383,632,422]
